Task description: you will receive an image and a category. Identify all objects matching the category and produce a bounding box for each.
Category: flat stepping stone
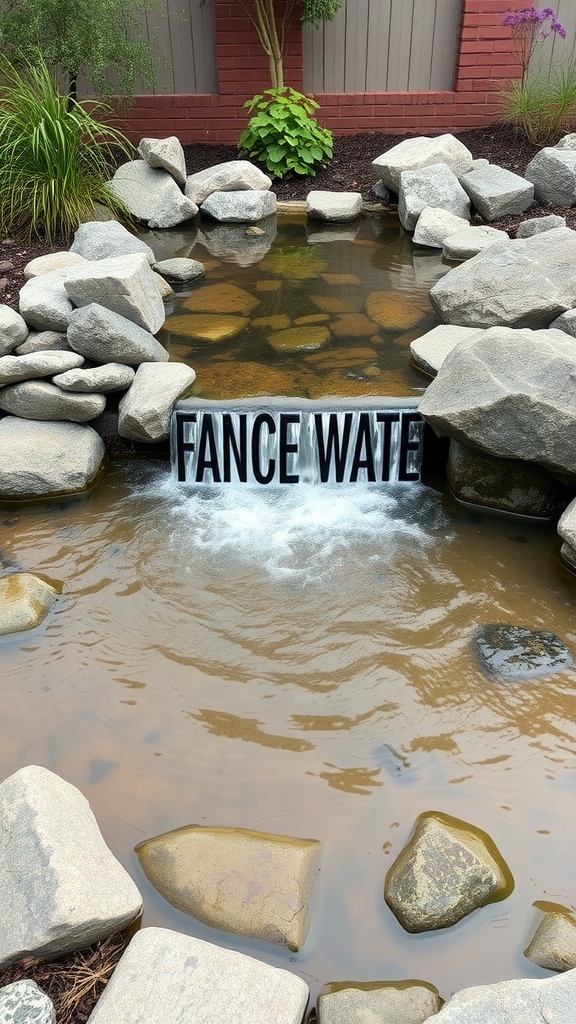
[525,902,576,971]
[331,313,380,338]
[474,624,573,681]
[460,164,534,221]
[366,292,427,330]
[318,982,442,1024]
[164,313,249,343]
[0,417,105,498]
[153,258,205,282]
[410,325,483,376]
[182,282,259,316]
[306,190,362,222]
[267,326,330,352]
[443,225,508,260]
[0,574,59,635]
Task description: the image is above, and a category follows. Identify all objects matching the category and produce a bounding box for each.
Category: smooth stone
[109,160,198,228]
[267,326,330,352]
[366,292,427,330]
[460,164,534,220]
[525,147,576,206]
[19,270,74,332]
[443,226,508,261]
[136,826,321,952]
[372,134,473,192]
[412,207,470,248]
[201,190,277,223]
[53,364,136,393]
[14,331,70,355]
[64,253,165,335]
[0,980,55,1024]
[525,904,576,971]
[0,306,29,355]
[0,351,83,386]
[306,190,362,222]
[410,325,483,376]
[164,313,248,342]
[399,164,471,231]
[138,135,187,185]
[0,766,142,966]
[84,926,308,1024]
[517,214,566,238]
[68,304,169,366]
[24,252,87,279]
[447,441,566,517]
[384,811,512,932]
[425,967,576,1023]
[182,282,259,316]
[318,982,442,1024]
[0,381,106,422]
[474,624,573,681]
[0,574,59,635]
[118,362,196,442]
[153,258,205,282]
[70,221,156,265]
[0,417,105,498]
[185,159,272,206]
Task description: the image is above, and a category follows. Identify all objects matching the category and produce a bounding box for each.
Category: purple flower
[502,5,566,37]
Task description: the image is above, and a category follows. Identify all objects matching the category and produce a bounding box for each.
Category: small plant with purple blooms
[498,5,576,145]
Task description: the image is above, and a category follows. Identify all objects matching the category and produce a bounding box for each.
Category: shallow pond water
[1,213,576,1008]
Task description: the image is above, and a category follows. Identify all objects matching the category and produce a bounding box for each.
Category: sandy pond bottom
[1,460,576,1005]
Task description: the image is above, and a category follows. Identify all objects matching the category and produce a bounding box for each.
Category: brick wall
[119,0,526,144]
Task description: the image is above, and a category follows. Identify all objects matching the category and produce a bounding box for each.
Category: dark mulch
[2,123,575,310]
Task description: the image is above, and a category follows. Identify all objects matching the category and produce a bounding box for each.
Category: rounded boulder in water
[474,624,573,681]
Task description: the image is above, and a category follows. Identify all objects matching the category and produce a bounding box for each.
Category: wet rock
[70,221,156,265]
[118,362,196,442]
[252,314,291,330]
[68,304,169,365]
[331,313,379,338]
[0,980,54,1024]
[429,227,576,328]
[372,134,473,192]
[517,214,566,238]
[366,292,428,331]
[304,346,378,370]
[0,350,83,386]
[442,226,508,261]
[0,306,29,355]
[267,326,330,352]
[384,811,513,932]
[185,159,272,206]
[164,312,249,343]
[136,826,321,951]
[53,364,136,393]
[182,282,259,316]
[109,160,198,228]
[0,574,59,635]
[459,164,534,220]
[191,360,302,400]
[447,441,566,517]
[410,325,483,377]
[23,252,87,279]
[64,254,165,335]
[306,190,362,222]
[85,927,308,1024]
[412,207,470,248]
[424,967,576,1023]
[307,224,361,244]
[0,381,106,422]
[418,326,576,479]
[525,147,576,206]
[318,982,442,1024]
[474,624,573,681]
[14,331,70,355]
[525,903,576,971]
[198,215,277,266]
[138,135,186,185]
[153,258,205,282]
[19,270,75,332]
[152,272,174,301]
[399,164,471,231]
[201,190,277,223]
[371,180,392,202]
[0,417,105,498]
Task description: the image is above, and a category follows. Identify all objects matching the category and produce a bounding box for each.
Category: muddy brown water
[1,214,576,1008]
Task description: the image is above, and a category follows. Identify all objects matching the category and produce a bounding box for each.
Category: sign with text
[172,398,424,486]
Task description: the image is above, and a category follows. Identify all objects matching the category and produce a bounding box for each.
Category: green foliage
[299,0,342,27]
[0,55,135,242]
[238,87,333,178]
[497,65,576,146]
[0,0,162,100]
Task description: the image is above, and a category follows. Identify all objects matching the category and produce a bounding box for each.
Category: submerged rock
[525,902,576,972]
[318,982,442,1024]
[182,282,259,316]
[473,624,573,681]
[267,326,331,352]
[0,574,59,635]
[366,292,428,331]
[447,441,566,517]
[136,826,321,951]
[164,312,249,343]
[384,811,513,932]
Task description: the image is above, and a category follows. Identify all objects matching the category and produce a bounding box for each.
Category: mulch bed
[2,123,575,309]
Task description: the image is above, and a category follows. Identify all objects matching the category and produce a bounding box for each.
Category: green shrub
[497,66,576,146]
[0,55,134,242]
[238,87,333,179]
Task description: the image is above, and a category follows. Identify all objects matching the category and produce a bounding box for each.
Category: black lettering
[252,413,276,484]
[223,413,247,483]
[176,412,196,482]
[350,412,376,482]
[376,412,400,482]
[195,414,221,483]
[399,412,423,482]
[279,414,300,484]
[315,413,352,483]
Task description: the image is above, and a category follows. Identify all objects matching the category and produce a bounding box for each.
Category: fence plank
[430,0,461,91]
[365,0,392,91]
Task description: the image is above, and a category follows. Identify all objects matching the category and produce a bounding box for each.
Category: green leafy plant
[238,87,333,178]
[0,55,135,242]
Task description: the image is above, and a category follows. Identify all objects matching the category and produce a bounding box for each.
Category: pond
[1,212,575,1008]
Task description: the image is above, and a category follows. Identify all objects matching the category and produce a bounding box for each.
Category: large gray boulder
[447,441,566,517]
[19,270,75,332]
[109,160,198,228]
[429,227,576,328]
[0,574,59,635]
[118,363,196,442]
[372,134,473,192]
[0,306,28,354]
[64,254,165,334]
[442,225,508,261]
[410,325,484,377]
[0,417,105,498]
[68,304,169,365]
[549,307,576,338]
[412,207,470,248]
[425,968,576,1023]
[525,147,576,205]
[399,164,470,231]
[459,164,534,221]
[185,159,272,206]
[0,350,83,386]
[318,983,442,1024]
[0,381,106,422]
[419,326,576,479]
[23,251,87,279]
[201,190,277,223]
[384,811,512,933]
[70,221,156,265]
[0,980,55,1024]
[138,136,187,185]
[306,191,362,222]
[85,927,308,1024]
[0,765,142,966]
